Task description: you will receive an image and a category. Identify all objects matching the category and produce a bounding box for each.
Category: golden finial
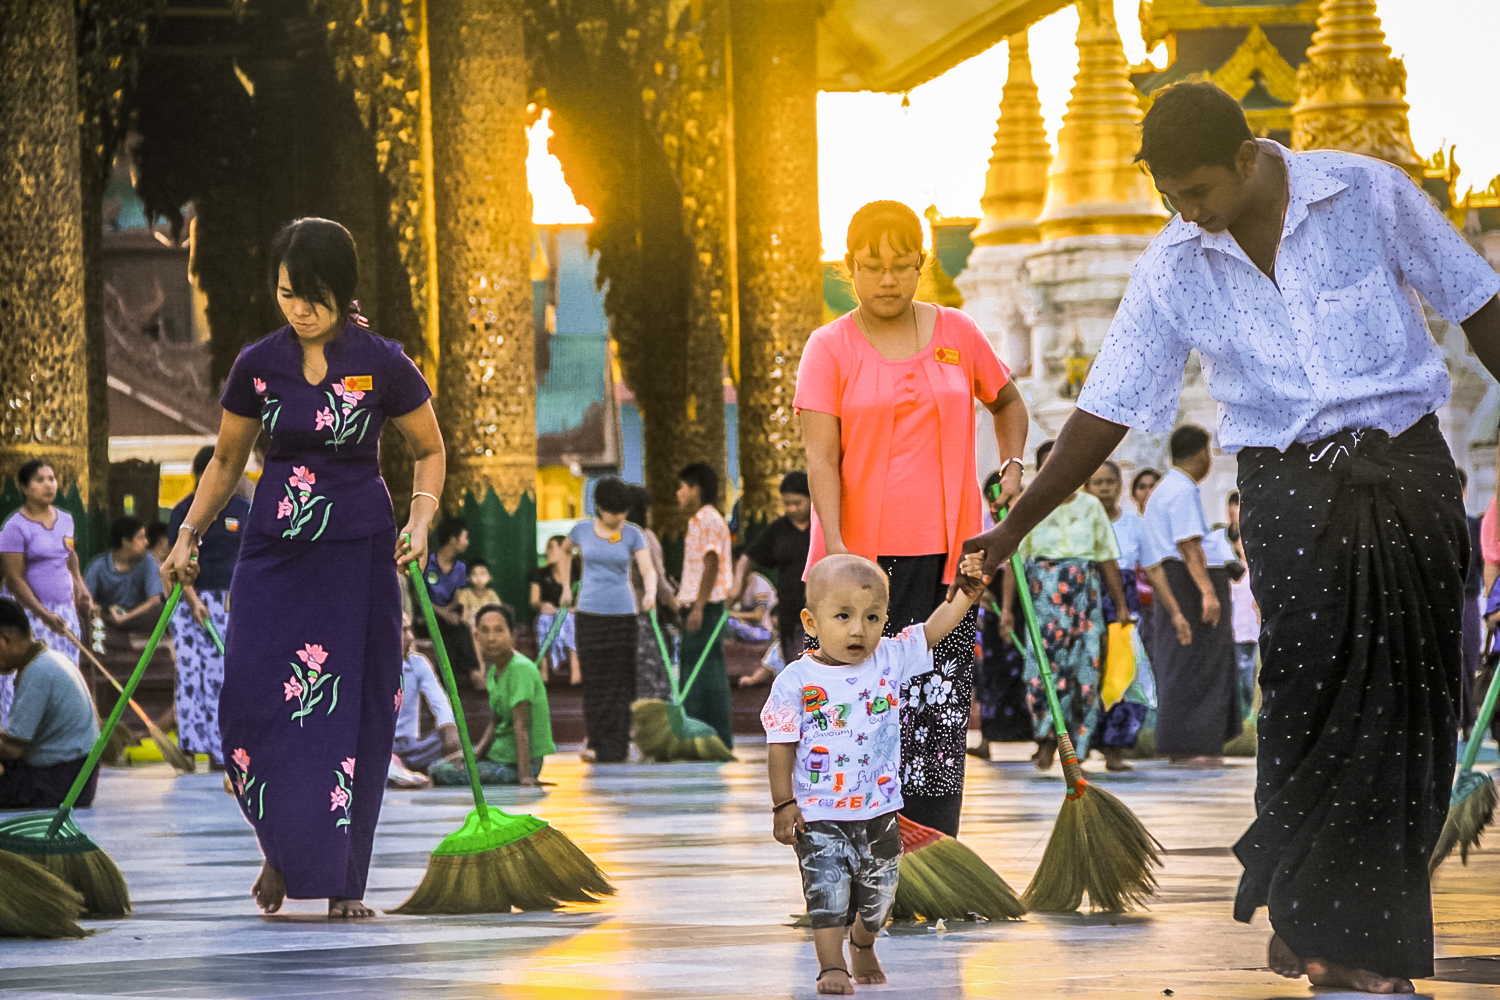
[1037,0,1169,240]
[1291,0,1422,177]
[971,31,1051,247]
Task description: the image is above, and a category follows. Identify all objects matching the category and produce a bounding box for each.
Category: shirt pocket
[1313,267,1406,377]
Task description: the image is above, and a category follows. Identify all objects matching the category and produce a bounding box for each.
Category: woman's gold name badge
[343,375,373,392]
[934,347,960,365]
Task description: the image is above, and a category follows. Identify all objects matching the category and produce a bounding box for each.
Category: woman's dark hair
[467,559,489,572]
[546,533,569,550]
[1169,424,1213,462]
[678,462,720,507]
[111,515,145,551]
[1132,467,1161,492]
[779,470,809,498]
[268,218,358,317]
[474,602,515,631]
[1035,439,1056,471]
[625,483,650,528]
[0,596,32,638]
[593,476,632,515]
[845,200,924,261]
[192,445,215,480]
[146,521,170,547]
[16,459,51,488]
[1135,81,1254,180]
[434,517,467,548]
[1098,459,1122,480]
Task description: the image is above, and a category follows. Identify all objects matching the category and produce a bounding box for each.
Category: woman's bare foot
[848,925,886,986]
[1268,934,1305,979]
[1101,747,1135,772]
[328,897,376,918]
[816,968,854,996]
[1032,740,1057,771]
[251,862,286,914]
[1305,957,1414,994]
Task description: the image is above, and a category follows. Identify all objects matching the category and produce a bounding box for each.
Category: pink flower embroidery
[276,497,293,519]
[289,466,316,493]
[332,383,343,397]
[283,676,304,700]
[232,748,251,770]
[253,378,267,394]
[315,407,335,430]
[296,644,329,674]
[394,688,404,714]
[341,757,356,778]
[330,786,349,811]
[341,389,365,406]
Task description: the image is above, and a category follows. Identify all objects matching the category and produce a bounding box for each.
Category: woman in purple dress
[161,218,445,918]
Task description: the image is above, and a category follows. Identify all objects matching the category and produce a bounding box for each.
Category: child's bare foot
[1305,957,1414,994]
[816,967,854,996]
[848,925,886,985]
[328,897,376,918]
[1268,934,1305,979]
[251,862,286,913]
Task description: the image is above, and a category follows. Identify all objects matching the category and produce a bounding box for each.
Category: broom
[203,615,226,655]
[1003,522,1162,913]
[889,814,1026,922]
[388,552,613,914]
[62,628,196,775]
[1430,655,1500,871]
[0,850,88,939]
[630,608,734,762]
[0,584,183,917]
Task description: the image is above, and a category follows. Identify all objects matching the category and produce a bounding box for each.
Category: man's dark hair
[593,476,632,516]
[1170,424,1213,462]
[111,515,145,551]
[1227,489,1241,506]
[192,445,215,480]
[1136,81,1254,179]
[1036,439,1056,471]
[678,462,720,507]
[16,459,51,488]
[268,217,358,318]
[1132,467,1161,492]
[474,602,515,631]
[625,482,650,528]
[434,517,467,548]
[146,521,170,547]
[779,470,809,498]
[0,597,32,638]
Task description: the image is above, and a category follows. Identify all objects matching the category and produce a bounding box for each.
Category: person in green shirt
[431,602,555,787]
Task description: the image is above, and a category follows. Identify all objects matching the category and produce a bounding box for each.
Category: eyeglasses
[854,261,921,280]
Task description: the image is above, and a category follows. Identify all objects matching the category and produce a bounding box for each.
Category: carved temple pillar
[730,0,821,530]
[0,0,92,538]
[428,0,536,610]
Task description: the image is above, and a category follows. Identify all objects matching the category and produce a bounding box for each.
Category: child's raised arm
[922,551,987,649]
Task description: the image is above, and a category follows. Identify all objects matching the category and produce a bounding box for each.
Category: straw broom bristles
[0,851,88,938]
[1430,770,1497,872]
[890,817,1026,922]
[630,699,734,762]
[33,850,132,918]
[390,824,614,914]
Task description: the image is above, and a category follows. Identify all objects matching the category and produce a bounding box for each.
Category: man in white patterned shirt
[960,82,1500,994]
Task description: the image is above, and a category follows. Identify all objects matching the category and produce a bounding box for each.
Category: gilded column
[731,0,822,527]
[1291,0,1422,177]
[0,0,90,519]
[428,0,536,610]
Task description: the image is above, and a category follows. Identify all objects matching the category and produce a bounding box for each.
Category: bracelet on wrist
[772,797,798,814]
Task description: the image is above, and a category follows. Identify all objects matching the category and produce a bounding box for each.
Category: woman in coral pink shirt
[795,201,1030,836]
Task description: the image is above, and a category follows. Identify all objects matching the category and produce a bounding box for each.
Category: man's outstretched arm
[1462,295,1500,383]
[951,409,1130,596]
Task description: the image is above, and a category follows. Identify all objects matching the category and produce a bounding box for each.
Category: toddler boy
[760,552,984,996]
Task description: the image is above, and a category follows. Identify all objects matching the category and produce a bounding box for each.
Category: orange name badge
[224,517,241,533]
[343,375,373,392]
[934,346,960,365]
[64,535,75,551]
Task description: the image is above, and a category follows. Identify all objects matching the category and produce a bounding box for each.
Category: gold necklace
[856,300,921,358]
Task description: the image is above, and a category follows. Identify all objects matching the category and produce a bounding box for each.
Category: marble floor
[2,741,1499,999]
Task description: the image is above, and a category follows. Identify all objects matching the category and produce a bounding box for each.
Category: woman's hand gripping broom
[388,550,614,914]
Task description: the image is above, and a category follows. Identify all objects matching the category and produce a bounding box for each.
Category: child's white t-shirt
[759,624,934,822]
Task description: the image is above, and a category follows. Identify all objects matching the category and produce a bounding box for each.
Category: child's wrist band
[771,797,797,814]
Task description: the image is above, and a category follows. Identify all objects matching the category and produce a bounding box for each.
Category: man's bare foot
[1305,957,1414,994]
[816,967,854,996]
[251,862,286,914]
[1101,747,1134,772]
[849,926,886,986]
[328,897,376,918]
[1268,934,1305,979]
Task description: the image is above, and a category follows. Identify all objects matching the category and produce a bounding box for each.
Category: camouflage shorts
[794,812,901,930]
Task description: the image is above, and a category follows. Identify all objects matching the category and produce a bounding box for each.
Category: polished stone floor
[2,740,1498,999]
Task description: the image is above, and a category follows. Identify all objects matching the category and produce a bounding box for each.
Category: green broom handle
[48,583,183,837]
[404,546,491,822]
[647,609,681,702]
[535,606,570,666]
[678,607,731,700]
[646,606,730,702]
[203,616,225,656]
[1461,660,1500,774]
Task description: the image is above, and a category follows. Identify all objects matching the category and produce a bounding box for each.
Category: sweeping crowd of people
[4,79,1500,999]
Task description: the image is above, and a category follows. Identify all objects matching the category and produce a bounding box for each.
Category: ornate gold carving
[0,0,90,496]
[1037,0,1169,241]
[1140,0,1322,51]
[428,0,536,512]
[1291,0,1421,177]
[971,31,1051,247]
[732,0,822,525]
[1211,24,1300,104]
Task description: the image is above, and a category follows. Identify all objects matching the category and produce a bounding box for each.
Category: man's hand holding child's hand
[956,551,987,599]
[773,803,806,845]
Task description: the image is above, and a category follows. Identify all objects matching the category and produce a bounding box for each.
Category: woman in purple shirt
[160,218,446,919]
[0,460,95,722]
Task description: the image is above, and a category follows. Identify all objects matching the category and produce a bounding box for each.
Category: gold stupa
[1291,0,1422,177]
[971,31,1052,247]
[1037,0,1169,240]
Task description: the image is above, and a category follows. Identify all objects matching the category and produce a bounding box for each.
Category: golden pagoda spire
[1291,0,1421,177]
[971,31,1051,247]
[1037,0,1169,240]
